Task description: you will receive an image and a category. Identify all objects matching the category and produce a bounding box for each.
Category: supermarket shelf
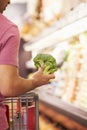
[24,3,87,51]
[24,16,87,51]
[39,91,87,128]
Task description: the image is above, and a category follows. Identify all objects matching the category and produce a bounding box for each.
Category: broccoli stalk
[33,53,58,74]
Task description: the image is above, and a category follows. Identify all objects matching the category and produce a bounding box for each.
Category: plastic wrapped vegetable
[33,53,58,74]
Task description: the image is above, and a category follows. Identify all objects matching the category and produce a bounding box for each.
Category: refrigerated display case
[23,3,87,129]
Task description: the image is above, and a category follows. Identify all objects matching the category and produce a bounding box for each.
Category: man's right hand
[32,67,55,88]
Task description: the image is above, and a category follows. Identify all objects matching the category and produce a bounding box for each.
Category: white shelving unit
[23,3,87,51]
[24,16,87,51]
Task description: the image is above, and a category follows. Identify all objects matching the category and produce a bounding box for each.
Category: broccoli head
[33,53,58,74]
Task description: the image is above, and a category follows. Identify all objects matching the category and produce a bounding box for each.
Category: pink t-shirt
[0,13,20,129]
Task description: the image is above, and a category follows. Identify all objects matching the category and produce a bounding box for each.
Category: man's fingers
[38,67,55,79]
[49,73,55,79]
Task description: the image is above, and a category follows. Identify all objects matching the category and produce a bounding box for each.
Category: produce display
[35,32,87,111]
[53,32,87,110]
[33,53,58,74]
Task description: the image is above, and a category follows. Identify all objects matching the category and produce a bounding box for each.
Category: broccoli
[33,53,58,74]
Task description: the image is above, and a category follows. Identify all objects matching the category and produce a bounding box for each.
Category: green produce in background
[64,51,69,61]
[33,53,58,74]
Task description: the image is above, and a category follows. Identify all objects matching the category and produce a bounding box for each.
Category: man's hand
[32,67,55,87]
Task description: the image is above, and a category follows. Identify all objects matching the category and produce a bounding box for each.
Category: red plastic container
[28,106,35,130]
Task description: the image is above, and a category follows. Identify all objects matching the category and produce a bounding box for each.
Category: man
[0,0,55,129]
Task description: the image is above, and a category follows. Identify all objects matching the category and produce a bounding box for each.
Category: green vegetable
[64,51,69,61]
[33,53,58,74]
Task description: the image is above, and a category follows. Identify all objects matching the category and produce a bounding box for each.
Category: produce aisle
[4,1,87,130]
[23,2,87,129]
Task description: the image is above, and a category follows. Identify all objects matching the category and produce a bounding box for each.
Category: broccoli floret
[33,53,58,74]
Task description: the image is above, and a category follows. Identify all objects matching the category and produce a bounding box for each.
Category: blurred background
[4,0,87,130]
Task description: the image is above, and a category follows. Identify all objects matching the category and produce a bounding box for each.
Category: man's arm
[0,65,55,97]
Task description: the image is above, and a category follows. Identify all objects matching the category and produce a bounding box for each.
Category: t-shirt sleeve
[0,25,20,67]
